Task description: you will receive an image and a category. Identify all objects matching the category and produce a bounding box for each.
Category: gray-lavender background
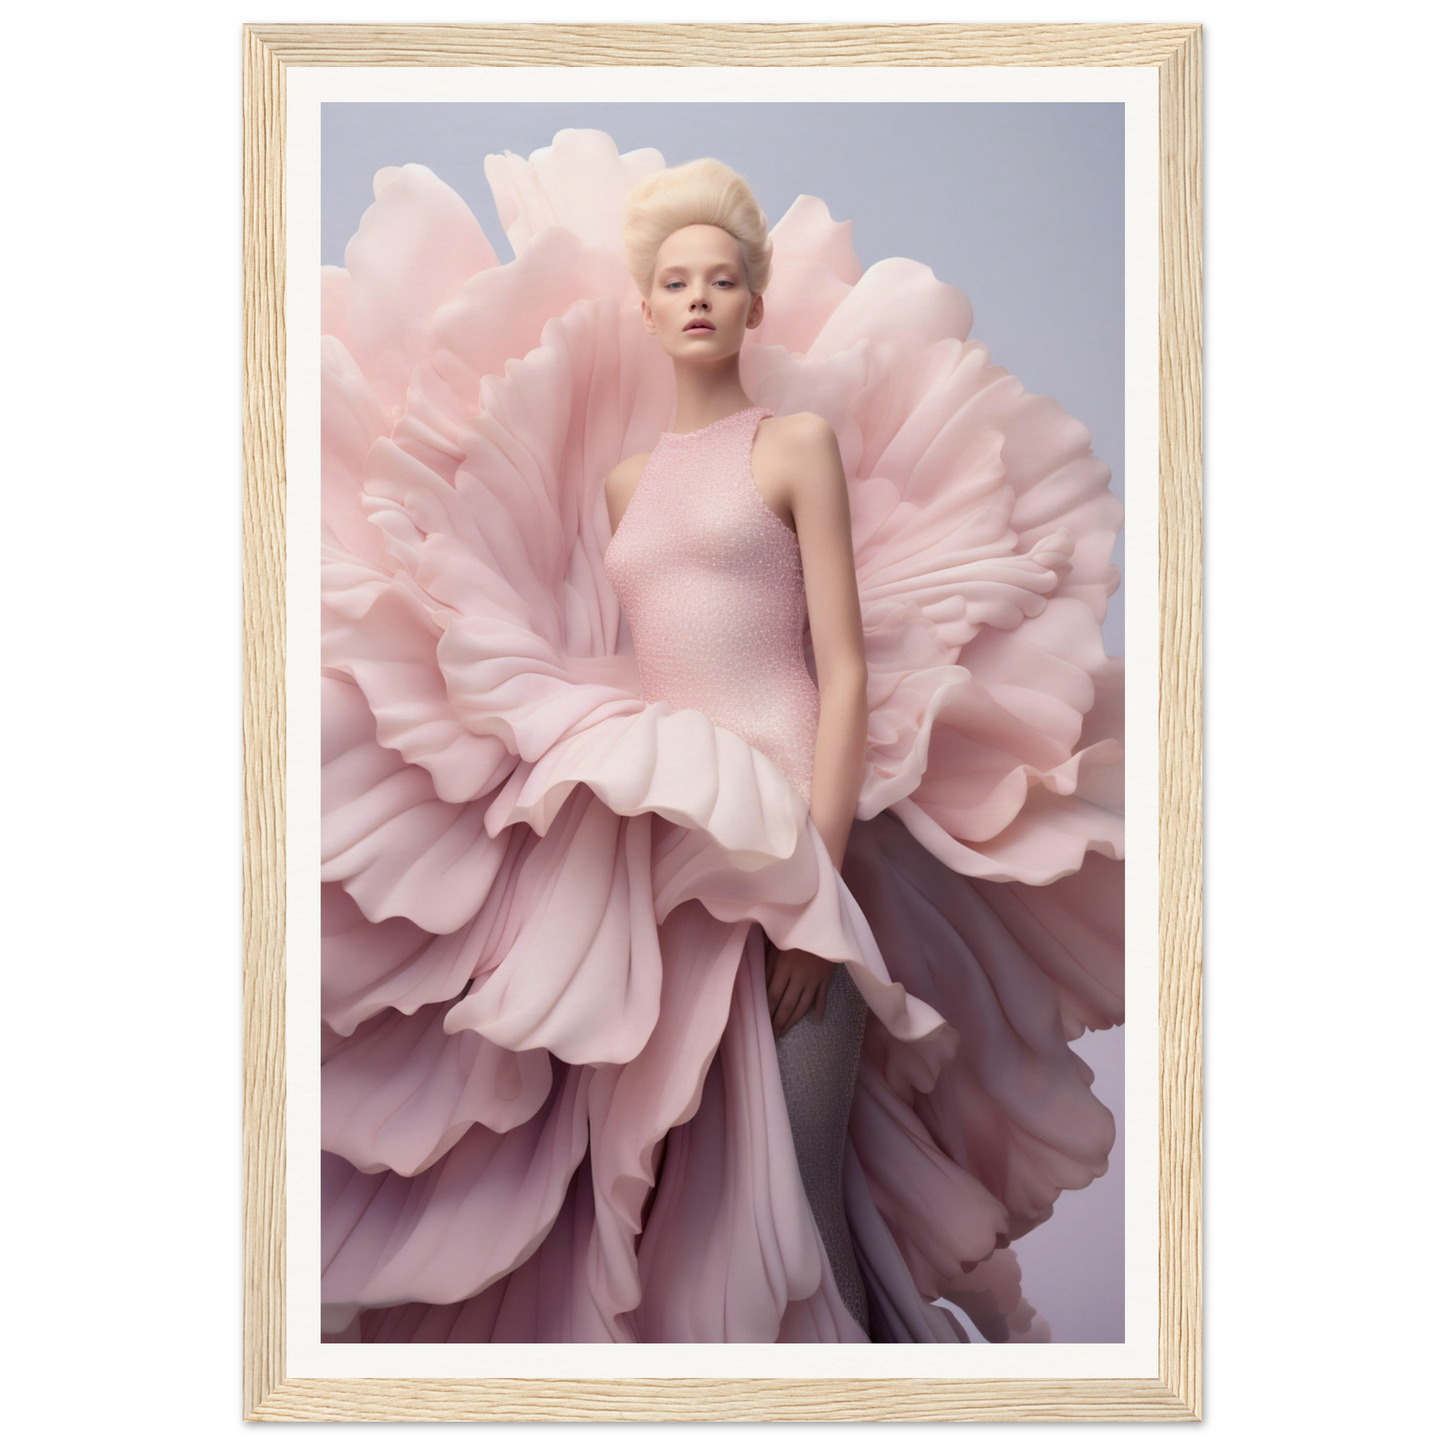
[322,101,1126,1343]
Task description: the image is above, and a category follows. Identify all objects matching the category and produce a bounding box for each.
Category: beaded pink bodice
[603,406,820,802]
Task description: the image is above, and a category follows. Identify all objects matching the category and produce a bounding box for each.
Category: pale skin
[604,223,869,1038]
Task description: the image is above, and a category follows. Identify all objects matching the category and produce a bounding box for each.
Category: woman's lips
[684,322,715,333]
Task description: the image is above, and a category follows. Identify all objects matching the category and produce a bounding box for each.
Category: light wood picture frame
[243,20,1201,1423]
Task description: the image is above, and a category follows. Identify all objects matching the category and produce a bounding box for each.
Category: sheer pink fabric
[319,129,1124,1343]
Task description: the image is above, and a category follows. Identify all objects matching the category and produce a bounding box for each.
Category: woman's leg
[773,957,871,1336]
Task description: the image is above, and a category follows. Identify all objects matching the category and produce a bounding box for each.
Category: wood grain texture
[241,21,287,1423]
[250,1377,1197,1424]
[241,19,1204,1423]
[243,21,1202,67]
[1156,22,1204,1425]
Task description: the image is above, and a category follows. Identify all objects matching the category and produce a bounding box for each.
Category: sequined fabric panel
[603,407,820,802]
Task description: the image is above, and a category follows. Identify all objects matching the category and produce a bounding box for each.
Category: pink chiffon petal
[585,903,756,1333]
[443,790,663,1065]
[321,1063,590,1313]
[632,932,841,1342]
[483,128,666,258]
[322,1000,553,1176]
[843,812,1117,1239]
[320,676,513,933]
[332,163,498,417]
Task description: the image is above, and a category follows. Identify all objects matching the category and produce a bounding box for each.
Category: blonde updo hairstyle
[622,158,773,298]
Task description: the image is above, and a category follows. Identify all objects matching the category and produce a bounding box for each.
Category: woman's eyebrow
[657,261,739,276]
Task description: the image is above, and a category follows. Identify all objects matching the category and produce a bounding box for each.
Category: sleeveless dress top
[603,406,821,803]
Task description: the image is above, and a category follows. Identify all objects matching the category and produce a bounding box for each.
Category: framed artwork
[239,16,1208,1427]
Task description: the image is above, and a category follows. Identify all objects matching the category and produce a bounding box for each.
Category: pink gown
[318,128,1126,1345]
[604,404,873,1332]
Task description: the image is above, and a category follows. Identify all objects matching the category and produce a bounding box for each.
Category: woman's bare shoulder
[757,411,841,474]
[606,451,651,487]
[756,412,844,509]
[604,452,652,531]
[759,410,837,449]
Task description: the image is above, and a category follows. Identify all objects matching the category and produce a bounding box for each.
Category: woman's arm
[761,413,868,1034]
[784,414,868,871]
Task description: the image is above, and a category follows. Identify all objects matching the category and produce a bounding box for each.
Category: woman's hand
[765,941,837,1036]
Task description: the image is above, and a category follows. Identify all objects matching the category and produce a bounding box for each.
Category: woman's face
[641,224,763,361]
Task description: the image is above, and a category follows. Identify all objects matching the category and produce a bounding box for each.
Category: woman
[319,130,1125,1344]
[605,158,877,1330]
